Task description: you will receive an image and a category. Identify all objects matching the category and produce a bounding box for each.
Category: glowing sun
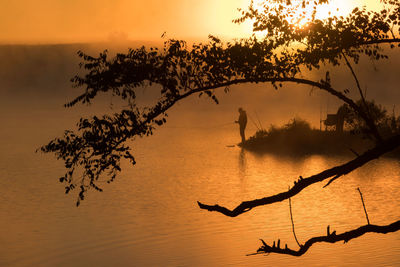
[247,0,353,31]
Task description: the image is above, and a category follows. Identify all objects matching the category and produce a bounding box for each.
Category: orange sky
[0,0,251,44]
[0,0,380,44]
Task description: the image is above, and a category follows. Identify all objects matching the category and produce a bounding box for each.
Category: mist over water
[1,43,399,125]
[1,43,400,266]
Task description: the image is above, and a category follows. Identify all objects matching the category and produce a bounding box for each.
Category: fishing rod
[254,111,264,130]
[247,113,261,131]
[164,122,235,129]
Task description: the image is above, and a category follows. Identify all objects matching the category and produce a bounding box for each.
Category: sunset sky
[0,0,380,44]
[1,1,400,265]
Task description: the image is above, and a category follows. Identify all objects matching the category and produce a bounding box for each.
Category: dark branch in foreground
[249,220,400,257]
[198,134,400,217]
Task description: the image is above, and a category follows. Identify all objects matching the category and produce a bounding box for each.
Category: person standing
[235,107,247,144]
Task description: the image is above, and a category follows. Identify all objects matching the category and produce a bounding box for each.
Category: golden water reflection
[0,123,399,266]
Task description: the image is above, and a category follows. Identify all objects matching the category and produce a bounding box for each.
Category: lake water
[0,96,399,267]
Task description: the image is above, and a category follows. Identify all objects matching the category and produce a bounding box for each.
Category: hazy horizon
[0,0,382,45]
[1,42,399,131]
[1,1,400,266]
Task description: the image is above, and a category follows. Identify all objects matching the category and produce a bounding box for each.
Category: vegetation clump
[243,117,369,155]
[243,102,400,156]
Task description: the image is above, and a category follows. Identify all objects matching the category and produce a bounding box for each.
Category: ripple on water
[1,126,400,266]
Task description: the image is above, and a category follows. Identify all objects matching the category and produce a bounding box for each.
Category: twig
[348,147,360,157]
[323,174,340,188]
[357,187,370,225]
[342,52,366,103]
[289,195,302,247]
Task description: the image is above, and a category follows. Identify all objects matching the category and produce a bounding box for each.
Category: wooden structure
[323,106,347,132]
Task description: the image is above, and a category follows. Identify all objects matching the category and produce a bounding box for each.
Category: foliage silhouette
[341,99,399,137]
[242,117,372,155]
[40,0,400,255]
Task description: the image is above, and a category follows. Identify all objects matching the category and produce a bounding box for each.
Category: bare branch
[198,134,400,217]
[250,220,400,257]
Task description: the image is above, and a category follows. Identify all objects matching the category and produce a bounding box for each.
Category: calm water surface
[0,101,400,267]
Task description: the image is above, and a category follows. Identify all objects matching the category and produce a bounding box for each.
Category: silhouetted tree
[340,99,399,137]
[39,0,400,256]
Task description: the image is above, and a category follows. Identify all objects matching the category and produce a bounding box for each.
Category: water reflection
[1,119,400,266]
[238,148,247,179]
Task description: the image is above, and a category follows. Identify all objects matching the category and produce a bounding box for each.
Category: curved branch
[67,38,400,160]
[166,76,367,130]
[184,77,379,144]
[251,220,400,256]
[109,76,363,150]
[198,134,400,217]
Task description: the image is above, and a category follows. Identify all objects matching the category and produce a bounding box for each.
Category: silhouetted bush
[243,117,374,156]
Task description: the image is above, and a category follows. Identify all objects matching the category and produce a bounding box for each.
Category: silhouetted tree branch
[39,0,400,257]
[250,220,400,256]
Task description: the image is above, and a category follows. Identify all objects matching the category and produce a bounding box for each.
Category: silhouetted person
[235,108,247,143]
